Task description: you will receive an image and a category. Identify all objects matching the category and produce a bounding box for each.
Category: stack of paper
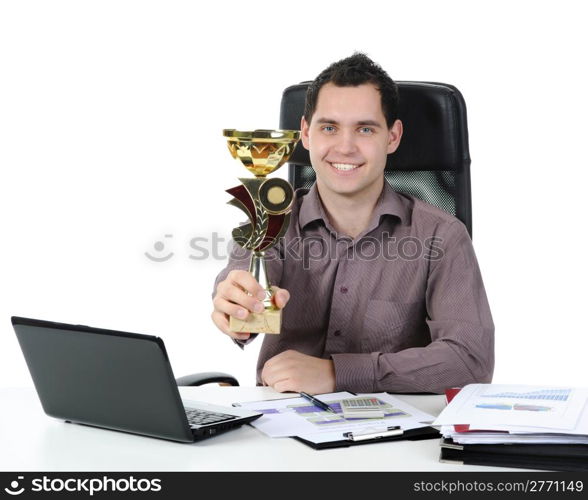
[432,384,588,471]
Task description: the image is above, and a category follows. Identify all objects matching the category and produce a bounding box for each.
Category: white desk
[0,386,528,472]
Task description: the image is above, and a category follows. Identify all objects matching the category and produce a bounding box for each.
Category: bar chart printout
[481,389,571,402]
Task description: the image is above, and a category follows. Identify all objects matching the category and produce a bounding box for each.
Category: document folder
[439,438,588,472]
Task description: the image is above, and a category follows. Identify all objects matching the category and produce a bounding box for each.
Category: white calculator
[340,397,385,419]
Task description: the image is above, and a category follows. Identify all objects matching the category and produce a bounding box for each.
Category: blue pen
[299,392,337,414]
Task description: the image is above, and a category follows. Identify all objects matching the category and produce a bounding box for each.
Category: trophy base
[229,308,281,334]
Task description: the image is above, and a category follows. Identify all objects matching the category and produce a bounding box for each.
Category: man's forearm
[331,322,494,394]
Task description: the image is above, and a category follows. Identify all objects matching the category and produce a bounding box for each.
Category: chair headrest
[279,81,471,172]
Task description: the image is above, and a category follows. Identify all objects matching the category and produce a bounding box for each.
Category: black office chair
[280,80,472,236]
[177,80,473,387]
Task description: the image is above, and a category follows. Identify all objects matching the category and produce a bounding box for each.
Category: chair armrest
[176,371,240,386]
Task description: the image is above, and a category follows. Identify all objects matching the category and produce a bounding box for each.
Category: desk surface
[0,386,530,472]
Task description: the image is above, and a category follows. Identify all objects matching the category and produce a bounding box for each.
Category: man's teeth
[332,163,359,171]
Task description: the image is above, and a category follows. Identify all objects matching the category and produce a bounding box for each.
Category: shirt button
[333,330,342,336]
[340,286,348,294]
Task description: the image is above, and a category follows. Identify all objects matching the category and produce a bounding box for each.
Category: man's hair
[303,52,399,128]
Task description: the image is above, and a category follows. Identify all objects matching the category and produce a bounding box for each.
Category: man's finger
[261,361,283,386]
[271,287,290,309]
[228,270,266,300]
[220,285,265,314]
[213,297,250,321]
[264,370,290,389]
[273,379,296,393]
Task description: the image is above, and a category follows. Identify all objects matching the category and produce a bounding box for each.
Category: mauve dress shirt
[213,182,494,394]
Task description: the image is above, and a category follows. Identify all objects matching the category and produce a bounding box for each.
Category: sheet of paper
[452,434,588,445]
[433,384,588,431]
[234,392,353,437]
[456,400,588,435]
[235,392,436,439]
[296,420,426,444]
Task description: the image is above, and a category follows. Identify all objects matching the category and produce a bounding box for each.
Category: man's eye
[359,127,373,134]
[322,126,335,133]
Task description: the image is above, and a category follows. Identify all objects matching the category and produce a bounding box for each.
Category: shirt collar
[298,181,409,231]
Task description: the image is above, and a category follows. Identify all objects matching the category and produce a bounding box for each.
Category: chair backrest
[279,81,473,237]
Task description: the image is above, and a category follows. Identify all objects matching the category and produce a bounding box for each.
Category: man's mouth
[329,162,362,171]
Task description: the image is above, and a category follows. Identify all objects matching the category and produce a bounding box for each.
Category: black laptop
[11,316,261,443]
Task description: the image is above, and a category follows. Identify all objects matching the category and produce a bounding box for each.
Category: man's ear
[386,119,403,155]
[300,116,310,151]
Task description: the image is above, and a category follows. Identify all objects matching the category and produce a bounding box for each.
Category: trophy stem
[249,250,274,309]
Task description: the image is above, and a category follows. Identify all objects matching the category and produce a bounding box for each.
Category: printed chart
[481,388,571,402]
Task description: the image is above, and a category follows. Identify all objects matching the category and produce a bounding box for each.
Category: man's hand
[261,350,335,394]
[211,269,290,341]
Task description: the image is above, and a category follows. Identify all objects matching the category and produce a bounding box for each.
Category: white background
[1,0,586,390]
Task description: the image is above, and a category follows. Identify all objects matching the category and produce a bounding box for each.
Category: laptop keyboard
[185,408,237,427]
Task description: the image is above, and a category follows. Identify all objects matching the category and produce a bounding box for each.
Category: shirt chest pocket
[361,300,424,352]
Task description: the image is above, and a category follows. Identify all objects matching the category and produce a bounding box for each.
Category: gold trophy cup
[223,129,300,334]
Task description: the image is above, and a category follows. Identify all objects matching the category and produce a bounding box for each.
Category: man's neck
[316,180,384,239]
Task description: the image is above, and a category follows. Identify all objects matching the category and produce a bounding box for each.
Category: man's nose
[334,130,358,155]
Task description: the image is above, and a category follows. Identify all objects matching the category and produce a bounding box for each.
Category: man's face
[301,82,402,201]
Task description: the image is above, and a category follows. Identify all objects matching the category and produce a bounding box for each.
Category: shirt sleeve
[212,240,284,349]
[211,241,255,348]
[331,220,495,394]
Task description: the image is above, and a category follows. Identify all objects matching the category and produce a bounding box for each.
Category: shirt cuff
[331,353,376,393]
[232,333,258,349]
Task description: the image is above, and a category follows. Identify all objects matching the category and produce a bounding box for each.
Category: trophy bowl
[223,129,300,177]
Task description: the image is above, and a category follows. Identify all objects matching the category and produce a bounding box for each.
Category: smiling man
[212,53,494,395]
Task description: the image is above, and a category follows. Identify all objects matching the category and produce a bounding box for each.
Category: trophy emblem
[223,129,300,334]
